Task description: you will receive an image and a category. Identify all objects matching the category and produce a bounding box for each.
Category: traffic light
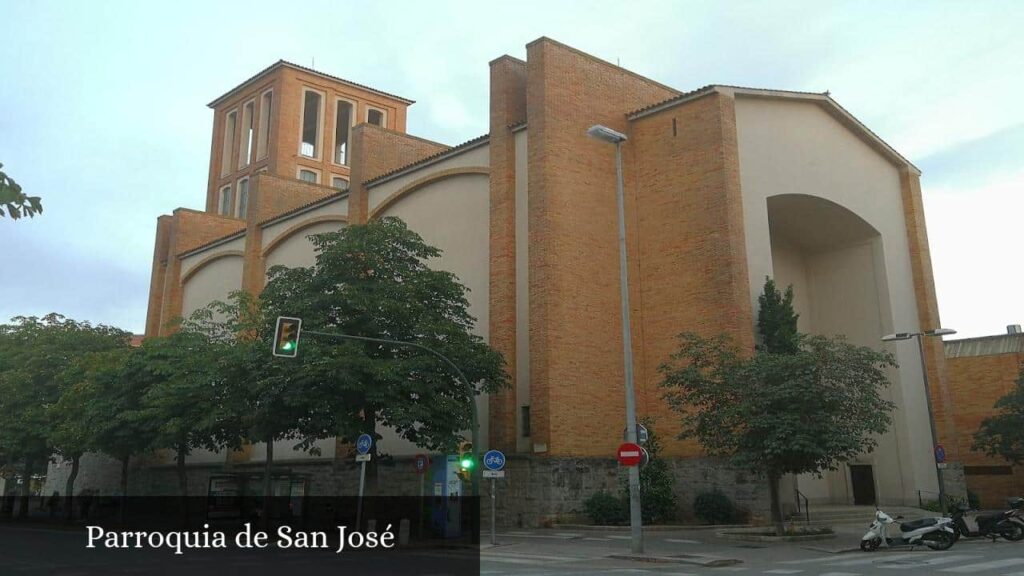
[456,441,474,482]
[272,317,302,357]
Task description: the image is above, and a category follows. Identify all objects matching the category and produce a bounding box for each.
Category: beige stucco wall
[735,96,935,506]
[261,196,348,250]
[364,144,491,456]
[264,220,348,272]
[366,143,489,214]
[180,251,245,321]
[180,236,245,283]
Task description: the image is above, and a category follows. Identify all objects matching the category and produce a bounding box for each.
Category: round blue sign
[356,434,373,455]
[483,449,506,471]
[935,444,946,464]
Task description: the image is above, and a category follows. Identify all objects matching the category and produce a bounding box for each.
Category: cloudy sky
[1,1,1021,338]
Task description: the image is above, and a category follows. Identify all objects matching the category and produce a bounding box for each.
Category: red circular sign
[617,442,643,466]
[414,453,430,474]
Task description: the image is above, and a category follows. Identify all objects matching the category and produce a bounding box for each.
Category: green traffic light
[460,457,474,469]
[282,341,295,351]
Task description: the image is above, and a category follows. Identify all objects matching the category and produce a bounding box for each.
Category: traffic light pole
[302,330,481,500]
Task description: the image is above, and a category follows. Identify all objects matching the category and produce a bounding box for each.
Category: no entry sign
[617,442,643,466]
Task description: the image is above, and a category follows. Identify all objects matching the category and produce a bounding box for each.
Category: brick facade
[945,336,1024,508]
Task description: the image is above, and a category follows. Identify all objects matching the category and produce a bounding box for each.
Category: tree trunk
[17,458,33,520]
[768,472,785,536]
[64,454,80,522]
[262,434,274,530]
[177,443,189,526]
[119,455,129,523]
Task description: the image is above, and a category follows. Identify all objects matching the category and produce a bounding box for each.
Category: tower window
[218,185,232,216]
[334,100,353,165]
[300,89,322,158]
[521,406,531,437]
[239,100,255,168]
[367,107,385,127]
[235,178,249,218]
[220,109,237,176]
[298,169,318,183]
[256,90,272,160]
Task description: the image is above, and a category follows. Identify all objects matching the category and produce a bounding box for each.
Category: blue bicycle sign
[483,449,506,471]
[356,434,373,455]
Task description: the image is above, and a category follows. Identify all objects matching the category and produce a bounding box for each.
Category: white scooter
[860,509,956,551]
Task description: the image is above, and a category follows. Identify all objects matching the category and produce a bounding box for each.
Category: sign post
[414,454,430,539]
[483,449,506,545]
[355,433,373,529]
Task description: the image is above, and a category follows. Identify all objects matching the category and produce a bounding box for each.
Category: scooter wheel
[923,530,955,551]
[860,537,881,551]
[1002,523,1024,542]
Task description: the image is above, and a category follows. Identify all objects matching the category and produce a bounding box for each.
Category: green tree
[660,333,896,535]
[972,364,1024,464]
[134,331,232,517]
[186,291,318,522]
[189,216,508,513]
[83,346,156,512]
[261,217,508,468]
[757,277,799,354]
[0,314,129,518]
[0,163,42,220]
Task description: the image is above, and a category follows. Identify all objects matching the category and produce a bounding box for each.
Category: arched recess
[180,250,245,284]
[368,167,489,220]
[261,215,348,257]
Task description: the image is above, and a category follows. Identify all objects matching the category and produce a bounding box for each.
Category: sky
[1,0,1022,339]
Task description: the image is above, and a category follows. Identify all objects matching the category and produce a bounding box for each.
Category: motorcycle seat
[976,513,1005,525]
[900,517,938,532]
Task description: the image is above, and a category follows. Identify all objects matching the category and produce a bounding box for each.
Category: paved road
[482,529,1024,576]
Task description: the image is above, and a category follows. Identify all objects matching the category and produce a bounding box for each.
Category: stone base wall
[124,454,774,528]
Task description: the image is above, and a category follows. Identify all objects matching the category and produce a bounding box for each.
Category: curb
[608,553,742,567]
[552,523,757,532]
[716,529,836,543]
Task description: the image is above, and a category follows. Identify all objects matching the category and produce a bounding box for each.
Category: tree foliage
[661,279,896,533]
[0,163,42,220]
[757,277,799,354]
[972,364,1024,464]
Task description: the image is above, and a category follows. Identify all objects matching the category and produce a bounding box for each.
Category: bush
[584,491,628,525]
[694,489,737,525]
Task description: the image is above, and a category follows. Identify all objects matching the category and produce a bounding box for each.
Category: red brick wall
[947,352,1024,507]
[348,124,448,223]
[487,55,528,451]
[628,93,755,456]
[525,37,679,456]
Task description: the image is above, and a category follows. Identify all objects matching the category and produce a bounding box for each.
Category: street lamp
[881,327,957,512]
[587,124,643,554]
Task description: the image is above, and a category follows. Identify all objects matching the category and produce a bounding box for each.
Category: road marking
[583,537,609,541]
[556,532,582,537]
[607,535,632,540]
[819,573,861,576]
[482,551,586,563]
[876,554,980,569]
[940,558,1024,573]
[765,570,804,574]
[782,553,862,564]
[827,553,921,566]
[664,538,700,544]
